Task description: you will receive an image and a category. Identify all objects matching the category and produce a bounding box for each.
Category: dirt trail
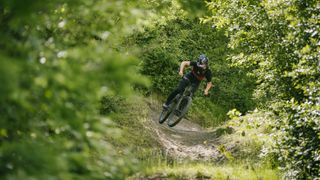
[145,99,223,161]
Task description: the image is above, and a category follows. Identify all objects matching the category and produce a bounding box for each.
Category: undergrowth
[134,105,280,179]
[133,162,280,180]
[100,94,162,164]
[100,94,281,179]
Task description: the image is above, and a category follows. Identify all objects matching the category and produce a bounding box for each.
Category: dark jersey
[186,61,212,82]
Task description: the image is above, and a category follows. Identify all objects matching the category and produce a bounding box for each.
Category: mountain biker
[163,54,213,109]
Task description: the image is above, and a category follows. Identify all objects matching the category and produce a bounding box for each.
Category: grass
[131,109,281,179]
[130,161,280,180]
[101,94,281,179]
[189,97,228,127]
[100,94,162,161]
[130,107,280,179]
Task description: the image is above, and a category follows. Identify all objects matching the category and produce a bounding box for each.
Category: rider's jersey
[185,61,212,83]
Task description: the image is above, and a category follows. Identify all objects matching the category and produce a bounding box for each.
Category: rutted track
[145,99,223,161]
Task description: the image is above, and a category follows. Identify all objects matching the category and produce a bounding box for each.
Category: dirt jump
[145,99,232,161]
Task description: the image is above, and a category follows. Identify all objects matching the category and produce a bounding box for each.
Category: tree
[204,0,320,178]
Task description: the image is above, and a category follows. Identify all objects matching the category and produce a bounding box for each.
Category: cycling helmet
[197,54,209,68]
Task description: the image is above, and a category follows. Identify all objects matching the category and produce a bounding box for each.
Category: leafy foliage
[1,0,318,179]
[100,95,125,115]
[205,0,320,178]
[0,0,151,179]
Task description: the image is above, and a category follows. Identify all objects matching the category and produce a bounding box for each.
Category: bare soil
[145,99,226,161]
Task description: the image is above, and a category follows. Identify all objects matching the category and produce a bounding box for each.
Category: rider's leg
[164,77,189,107]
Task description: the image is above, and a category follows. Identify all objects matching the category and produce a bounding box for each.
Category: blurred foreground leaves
[0,0,152,179]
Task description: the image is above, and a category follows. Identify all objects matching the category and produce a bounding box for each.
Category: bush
[100,95,125,115]
[205,0,320,178]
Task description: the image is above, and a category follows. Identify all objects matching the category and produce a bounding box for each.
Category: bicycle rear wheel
[159,95,180,124]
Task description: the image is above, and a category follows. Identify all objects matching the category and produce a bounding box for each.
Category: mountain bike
[159,85,193,127]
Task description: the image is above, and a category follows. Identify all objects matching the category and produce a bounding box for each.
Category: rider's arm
[179,61,190,76]
[204,70,213,95]
[204,82,213,95]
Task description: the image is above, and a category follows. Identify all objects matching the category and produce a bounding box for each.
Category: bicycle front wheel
[167,96,192,127]
[159,108,171,124]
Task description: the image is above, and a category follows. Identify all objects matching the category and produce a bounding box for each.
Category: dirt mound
[145,99,224,161]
